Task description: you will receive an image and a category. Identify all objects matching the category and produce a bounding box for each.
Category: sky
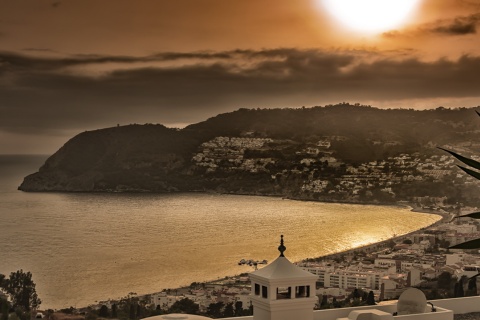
[1,0,480,154]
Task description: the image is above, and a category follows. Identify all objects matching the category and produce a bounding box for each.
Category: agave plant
[439,111,480,250]
[438,147,480,181]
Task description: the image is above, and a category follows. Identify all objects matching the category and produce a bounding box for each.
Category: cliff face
[18,105,480,204]
[19,124,199,192]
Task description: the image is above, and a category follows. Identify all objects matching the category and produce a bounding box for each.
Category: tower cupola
[249,235,318,320]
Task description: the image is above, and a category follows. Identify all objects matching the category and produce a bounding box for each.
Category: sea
[0,155,441,309]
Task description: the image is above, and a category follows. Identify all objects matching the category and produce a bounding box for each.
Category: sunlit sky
[1,0,480,154]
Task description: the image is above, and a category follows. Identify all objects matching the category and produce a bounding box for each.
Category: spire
[278,234,286,257]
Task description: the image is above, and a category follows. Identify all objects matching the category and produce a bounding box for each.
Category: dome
[397,288,427,315]
[142,314,212,320]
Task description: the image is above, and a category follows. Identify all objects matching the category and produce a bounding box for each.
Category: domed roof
[142,314,212,320]
[251,256,317,281]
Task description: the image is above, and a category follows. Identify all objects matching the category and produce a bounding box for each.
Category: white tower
[250,235,318,320]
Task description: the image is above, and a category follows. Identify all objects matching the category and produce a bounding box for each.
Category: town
[191,135,480,207]
[61,208,479,320]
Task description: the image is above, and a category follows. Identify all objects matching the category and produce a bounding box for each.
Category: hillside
[18,104,480,205]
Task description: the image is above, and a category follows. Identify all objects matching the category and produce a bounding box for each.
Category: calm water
[0,155,441,309]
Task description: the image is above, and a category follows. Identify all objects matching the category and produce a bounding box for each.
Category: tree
[135,304,142,319]
[437,272,454,290]
[85,307,98,320]
[0,270,41,312]
[206,302,224,318]
[129,304,135,320]
[223,302,234,318]
[361,291,368,302]
[352,288,361,300]
[454,277,466,298]
[332,297,341,308]
[98,305,109,318]
[367,291,376,305]
[111,304,118,318]
[386,239,396,249]
[320,295,329,309]
[1,297,10,320]
[467,277,478,296]
[234,301,243,316]
[168,298,199,315]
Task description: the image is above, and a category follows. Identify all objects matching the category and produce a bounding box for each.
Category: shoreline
[73,200,449,311]
[305,205,449,263]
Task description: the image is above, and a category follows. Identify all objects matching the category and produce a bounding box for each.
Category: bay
[0,155,441,309]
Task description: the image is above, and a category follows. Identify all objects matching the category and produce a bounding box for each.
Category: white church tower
[250,235,318,320]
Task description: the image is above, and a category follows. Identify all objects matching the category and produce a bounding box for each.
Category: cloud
[1,49,480,138]
[23,48,57,53]
[432,14,480,35]
[383,13,480,38]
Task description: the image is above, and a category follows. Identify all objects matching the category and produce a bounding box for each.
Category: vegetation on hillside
[18,104,480,206]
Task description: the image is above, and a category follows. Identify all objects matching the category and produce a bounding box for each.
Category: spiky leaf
[438,147,480,172]
[458,165,480,180]
[457,211,480,219]
[469,273,480,280]
[449,238,480,249]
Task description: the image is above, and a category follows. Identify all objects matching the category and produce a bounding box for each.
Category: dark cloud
[23,48,57,52]
[0,50,242,72]
[434,22,476,35]
[0,49,329,72]
[432,13,480,35]
[383,13,480,38]
[1,49,480,137]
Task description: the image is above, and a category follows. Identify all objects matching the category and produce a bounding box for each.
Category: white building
[143,236,480,320]
[374,258,398,269]
[249,235,318,320]
[323,270,382,290]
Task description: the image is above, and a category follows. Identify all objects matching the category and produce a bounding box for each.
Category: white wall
[223,296,480,320]
[432,296,480,314]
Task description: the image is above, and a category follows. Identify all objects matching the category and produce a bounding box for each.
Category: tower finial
[278,235,286,257]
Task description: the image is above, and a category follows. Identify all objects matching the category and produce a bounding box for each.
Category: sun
[320,0,420,34]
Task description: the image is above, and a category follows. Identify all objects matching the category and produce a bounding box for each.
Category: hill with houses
[18,104,480,206]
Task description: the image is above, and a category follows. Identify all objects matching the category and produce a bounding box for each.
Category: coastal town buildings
[190,135,480,207]
[140,235,480,320]
[140,214,480,317]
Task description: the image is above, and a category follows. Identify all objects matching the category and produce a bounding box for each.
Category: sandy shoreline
[79,203,449,311]
[309,204,449,262]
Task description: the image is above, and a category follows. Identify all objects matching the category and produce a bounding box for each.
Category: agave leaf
[470,273,480,280]
[449,238,480,249]
[438,147,480,171]
[457,211,480,219]
[458,165,480,181]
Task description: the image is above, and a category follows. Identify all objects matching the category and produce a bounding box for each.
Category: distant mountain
[19,104,480,205]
